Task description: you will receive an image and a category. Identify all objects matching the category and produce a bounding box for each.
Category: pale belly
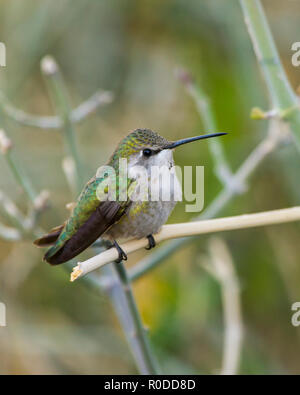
[105,168,181,240]
[106,199,177,240]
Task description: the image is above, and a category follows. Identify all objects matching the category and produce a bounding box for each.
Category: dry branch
[0,223,21,241]
[176,69,236,190]
[240,0,300,151]
[0,90,113,129]
[205,238,243,375]
[71,206,300,281]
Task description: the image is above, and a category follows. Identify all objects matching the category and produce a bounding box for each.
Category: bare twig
[0,188,45,240]
[240,0,300,151]
[0,190,28,232]
[71,206,300,281]
[0,223,21,241]
[41,56,83,193]
[204,238,243,375]
[176,69,239,190]
[110,262,160,374]
[26,190,50,231]
[0,129,48,235]
[5,151,37,203]
[0,90,113,130]
[71,90,113,123]
[0,129,37,204]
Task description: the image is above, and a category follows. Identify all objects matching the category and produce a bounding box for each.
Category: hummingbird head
[109,128,227,172]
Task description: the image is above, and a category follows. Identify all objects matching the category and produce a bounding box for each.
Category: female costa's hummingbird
[34,129,226,265]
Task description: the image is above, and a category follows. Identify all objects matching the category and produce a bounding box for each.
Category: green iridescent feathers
[35,129,170,264]
[108,128,170,167]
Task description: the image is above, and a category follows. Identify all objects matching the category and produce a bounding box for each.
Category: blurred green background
[1,0,300,374]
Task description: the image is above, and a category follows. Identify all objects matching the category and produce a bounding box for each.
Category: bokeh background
[1,0,300,374]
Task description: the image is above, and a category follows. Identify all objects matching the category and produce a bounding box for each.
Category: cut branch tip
[70,265,83,282]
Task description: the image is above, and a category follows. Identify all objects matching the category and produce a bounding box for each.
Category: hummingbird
[34,129,226,265]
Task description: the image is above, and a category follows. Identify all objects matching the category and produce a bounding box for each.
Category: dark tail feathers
[34,224,64,247]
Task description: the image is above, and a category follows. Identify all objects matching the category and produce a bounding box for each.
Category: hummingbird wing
[34,223,66,247]
[37,174,132,265]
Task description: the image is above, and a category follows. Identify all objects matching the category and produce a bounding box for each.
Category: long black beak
[164,132,227,149]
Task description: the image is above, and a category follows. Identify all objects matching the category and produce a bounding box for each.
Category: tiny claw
[113,240,128,263]
[146,234,156,250]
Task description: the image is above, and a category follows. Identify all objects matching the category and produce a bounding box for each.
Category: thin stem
[0,90,113,130]
[66,248,160,374]
[111,262,160,375]
[41,56,83,193]
[205,238,243,375]
[0,130,46,237]
[0,128,37,204]
[240,0,300,151]
[71,90,113,123]
[0,190,28,233]
[5,152,37,203]
[177,69,233,186]
[0,222,21,241]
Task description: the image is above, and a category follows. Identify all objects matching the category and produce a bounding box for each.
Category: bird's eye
[142,148,152,157]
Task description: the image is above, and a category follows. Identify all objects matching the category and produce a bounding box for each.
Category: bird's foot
[145,234,156,250]
[113,240,127,263]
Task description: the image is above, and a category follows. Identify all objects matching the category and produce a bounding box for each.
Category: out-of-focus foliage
[0,0,300,374]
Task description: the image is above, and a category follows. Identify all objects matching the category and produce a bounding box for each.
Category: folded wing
[36,175,130,265]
